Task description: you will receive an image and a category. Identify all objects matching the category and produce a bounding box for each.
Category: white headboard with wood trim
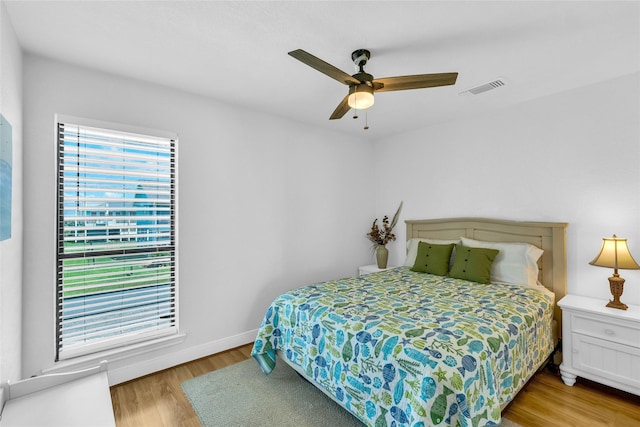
[406,218,568,328]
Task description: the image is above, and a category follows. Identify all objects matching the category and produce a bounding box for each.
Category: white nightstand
[558,294,640,396]
[358,264,392,276]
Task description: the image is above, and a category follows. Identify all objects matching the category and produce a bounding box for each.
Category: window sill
[41,333,186,376]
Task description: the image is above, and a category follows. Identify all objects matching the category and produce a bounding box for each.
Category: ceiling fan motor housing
[353,72,374,84]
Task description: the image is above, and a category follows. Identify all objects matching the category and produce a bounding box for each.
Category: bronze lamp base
[606,274,628,310]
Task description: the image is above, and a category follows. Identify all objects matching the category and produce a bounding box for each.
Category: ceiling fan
[288,49,458,120]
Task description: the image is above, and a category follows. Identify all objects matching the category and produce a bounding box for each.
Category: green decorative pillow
[449,244,500,284]
[411,242,455,276]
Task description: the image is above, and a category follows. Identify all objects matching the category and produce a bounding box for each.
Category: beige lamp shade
[589,235,640,271]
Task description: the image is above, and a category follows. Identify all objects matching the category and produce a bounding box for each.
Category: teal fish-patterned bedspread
[251,267,554,427]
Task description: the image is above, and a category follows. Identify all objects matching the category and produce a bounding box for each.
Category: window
[56,116,177,361]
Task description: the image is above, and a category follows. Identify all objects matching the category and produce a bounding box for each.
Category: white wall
[374,72,640,306]
[0,0,23,384]
[21,55,376,382]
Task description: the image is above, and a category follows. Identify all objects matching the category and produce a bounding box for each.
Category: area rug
[181,358,522,427]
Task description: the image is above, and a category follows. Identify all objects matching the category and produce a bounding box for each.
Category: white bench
[0,361,115,426]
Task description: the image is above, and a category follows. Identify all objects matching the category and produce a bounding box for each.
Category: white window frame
[55,115,179,361]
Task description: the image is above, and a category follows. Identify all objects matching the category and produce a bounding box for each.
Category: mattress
[252,267,554,426]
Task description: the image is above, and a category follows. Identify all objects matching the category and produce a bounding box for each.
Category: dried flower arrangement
[366,202,403,247]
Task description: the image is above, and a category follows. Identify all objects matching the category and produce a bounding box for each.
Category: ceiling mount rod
[351,49,370,72]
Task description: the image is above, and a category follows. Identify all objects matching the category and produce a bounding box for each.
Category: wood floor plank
[111,344,640,426]
[503,369,640,426]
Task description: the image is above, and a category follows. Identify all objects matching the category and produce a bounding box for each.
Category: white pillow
[460,237,543,286]
[404,238,460,267]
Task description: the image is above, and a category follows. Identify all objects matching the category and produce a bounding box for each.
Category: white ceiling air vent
[459,78,507,95]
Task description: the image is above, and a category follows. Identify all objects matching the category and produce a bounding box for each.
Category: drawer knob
[604,329,615,335]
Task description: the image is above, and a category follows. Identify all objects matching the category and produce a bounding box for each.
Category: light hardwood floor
[110,343,640,427]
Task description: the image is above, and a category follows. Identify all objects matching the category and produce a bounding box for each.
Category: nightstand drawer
[572,313,640,348]
[572,333,640,390]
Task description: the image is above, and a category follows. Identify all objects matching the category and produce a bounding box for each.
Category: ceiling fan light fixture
[347,84,374,110]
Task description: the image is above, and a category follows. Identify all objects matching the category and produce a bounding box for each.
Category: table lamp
[589,235,640,310]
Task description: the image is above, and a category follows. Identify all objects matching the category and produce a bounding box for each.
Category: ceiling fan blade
[373,72,458,92]
[289,49,360,86]
[329,95,351,120]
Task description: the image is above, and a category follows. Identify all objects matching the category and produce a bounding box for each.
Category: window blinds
[56,120,177,360]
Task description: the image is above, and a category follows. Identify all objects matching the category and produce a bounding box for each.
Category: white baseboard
[108,329,258,385]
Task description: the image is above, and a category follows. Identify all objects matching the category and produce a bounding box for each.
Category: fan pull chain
[352,88,358,119]
[364,110,369,130]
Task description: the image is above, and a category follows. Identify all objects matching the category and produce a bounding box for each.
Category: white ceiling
[4,1,640,139]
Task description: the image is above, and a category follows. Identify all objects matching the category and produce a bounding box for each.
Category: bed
[252,217,567,426]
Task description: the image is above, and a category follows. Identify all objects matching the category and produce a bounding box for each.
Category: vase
[376,245,389,269]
